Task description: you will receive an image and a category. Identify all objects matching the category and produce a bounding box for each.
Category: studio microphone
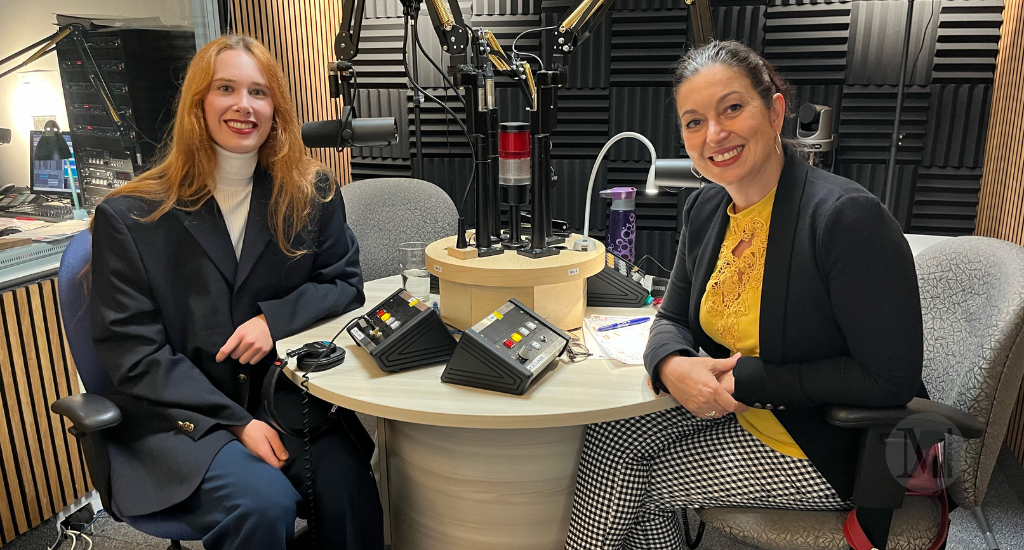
[301,106,398,149]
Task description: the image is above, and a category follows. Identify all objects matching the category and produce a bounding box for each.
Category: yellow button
[494,311,503,320]
[511,333,522,342]
[408,299,419,306]
[381,313,391,322]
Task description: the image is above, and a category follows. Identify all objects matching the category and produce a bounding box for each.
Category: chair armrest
[51,394,122,434]
[827,397,984,439]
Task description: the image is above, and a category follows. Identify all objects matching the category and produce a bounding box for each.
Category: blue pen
[596,317,651,332]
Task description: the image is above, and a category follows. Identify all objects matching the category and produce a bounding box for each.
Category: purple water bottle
[600,187,637,263]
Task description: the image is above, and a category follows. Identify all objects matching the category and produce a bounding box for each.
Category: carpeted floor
[7,446,1023,550]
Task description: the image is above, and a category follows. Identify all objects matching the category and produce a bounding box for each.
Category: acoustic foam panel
[838,162,917,228]
[541,0,613,89]
[607,87,678,161]
[837,85,930,163]
[846,0,940,86]
[909,166,982,235]
[763,0,852,83]
[408,87,472,158]
[550,88,611,158]
[922,83,992,168]
[931,0,1003,83]
[351,17,409,88]
[610,9,689,86]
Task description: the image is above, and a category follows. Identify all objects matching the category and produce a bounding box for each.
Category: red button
[377,309,386,317]
[503,339,515,348]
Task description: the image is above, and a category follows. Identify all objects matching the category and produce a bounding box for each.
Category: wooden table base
[382,420,586,550]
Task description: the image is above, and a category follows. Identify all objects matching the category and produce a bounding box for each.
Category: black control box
[586,253,650,308]
[347,289,457,372]
[441,299,570,395]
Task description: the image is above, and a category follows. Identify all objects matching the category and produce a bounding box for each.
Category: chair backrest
[57,230,113,396]
[916,236,1024,508]
[341,177,458,281]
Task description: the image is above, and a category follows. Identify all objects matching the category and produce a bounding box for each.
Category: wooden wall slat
[231,0,353,185]
[975,0,1024,468]
[0,282,93,547]
[3,292,43,528]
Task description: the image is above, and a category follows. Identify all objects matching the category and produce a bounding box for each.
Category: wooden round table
[278,276,675,550]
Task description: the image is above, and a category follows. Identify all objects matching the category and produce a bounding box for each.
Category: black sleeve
[643,190,703,393]
[258,180,366,341]
[732,193,923,409]
[91,203,252,440]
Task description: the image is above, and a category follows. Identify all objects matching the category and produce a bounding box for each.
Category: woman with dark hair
[90,35,383,549]
[565,40,923,549]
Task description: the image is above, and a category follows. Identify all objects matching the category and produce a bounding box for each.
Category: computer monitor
[29,130,77,195]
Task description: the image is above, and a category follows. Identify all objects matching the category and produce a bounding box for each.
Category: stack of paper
[583,315,653,365]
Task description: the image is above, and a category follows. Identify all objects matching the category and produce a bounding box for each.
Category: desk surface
[279,275,675,429]
[279,234,953,429]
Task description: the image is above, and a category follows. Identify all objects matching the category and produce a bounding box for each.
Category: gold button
[238,374,247,382]
[179,421,194,433]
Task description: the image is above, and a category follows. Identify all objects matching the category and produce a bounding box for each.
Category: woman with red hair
[90,35,383,550]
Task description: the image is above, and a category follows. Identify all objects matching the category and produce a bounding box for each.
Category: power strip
[55,490,101,527]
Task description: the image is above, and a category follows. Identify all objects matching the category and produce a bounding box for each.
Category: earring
[775,133,782,155]
[691,165,703,180]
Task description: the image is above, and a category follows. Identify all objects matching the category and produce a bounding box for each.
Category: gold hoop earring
[776,133,782,155]
[691,165,703,180]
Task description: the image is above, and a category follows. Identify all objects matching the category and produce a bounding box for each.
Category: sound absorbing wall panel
[230,0,353,184]
[0,280,92,546]
[346,0,1002,274]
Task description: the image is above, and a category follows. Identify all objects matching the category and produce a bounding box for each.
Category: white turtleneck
[212,145,258,260]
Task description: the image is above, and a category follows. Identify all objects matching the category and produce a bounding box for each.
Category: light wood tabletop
[278,275,676,429]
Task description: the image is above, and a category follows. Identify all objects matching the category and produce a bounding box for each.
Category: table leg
[384,420,586,550]
[376,416,392,546]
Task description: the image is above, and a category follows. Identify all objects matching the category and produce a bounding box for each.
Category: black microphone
[301,106,397,149]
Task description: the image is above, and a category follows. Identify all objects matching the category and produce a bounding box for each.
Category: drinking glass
[399,242,430,302]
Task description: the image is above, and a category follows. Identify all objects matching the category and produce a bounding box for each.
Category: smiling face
[675,64,785,191]
[203,49,275,154]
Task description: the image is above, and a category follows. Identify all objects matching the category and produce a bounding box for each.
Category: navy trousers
[170,425,384,550]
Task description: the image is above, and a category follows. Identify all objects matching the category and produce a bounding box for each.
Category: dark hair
[673,40,791,115]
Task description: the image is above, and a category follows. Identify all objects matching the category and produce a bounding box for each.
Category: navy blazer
[644,149,923,499]
[90,168,365,517]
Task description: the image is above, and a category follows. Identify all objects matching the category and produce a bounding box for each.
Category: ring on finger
[704,410,717,418]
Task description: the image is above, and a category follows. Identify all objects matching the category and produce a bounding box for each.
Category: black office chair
[50,230,204,549]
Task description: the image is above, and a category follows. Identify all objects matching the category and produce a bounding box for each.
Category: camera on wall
[791,103,837,170]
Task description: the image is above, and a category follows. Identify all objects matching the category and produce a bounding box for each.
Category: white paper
[583,315,652,365]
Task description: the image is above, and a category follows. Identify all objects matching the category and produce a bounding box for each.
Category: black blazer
[644,149,923,499]
[91,168,365,517]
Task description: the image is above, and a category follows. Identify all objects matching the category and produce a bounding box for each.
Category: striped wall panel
[922,84,992,168]
[0,280,92,546]
[932,0,1004,83]
[230,0,353,184]
[711,4,767,52]
[846,0,940,86]
[607,87,677,161]
[763,0,852,84]
[910,166,982,235]
[609,9,689,86]
[973,0,1024,468]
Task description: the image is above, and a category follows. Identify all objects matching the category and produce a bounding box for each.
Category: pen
[596,317,651,332]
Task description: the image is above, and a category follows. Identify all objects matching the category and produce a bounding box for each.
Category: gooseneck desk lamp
[573,131,703,253]
[34,120,88,220]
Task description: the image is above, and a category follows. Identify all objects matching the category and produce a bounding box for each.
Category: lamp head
[647,158,703,194]
[34,120,72,161]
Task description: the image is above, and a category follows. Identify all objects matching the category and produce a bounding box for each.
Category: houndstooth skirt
[565,406,853,550]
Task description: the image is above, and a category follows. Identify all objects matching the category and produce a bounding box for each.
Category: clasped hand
[650,353,749,419]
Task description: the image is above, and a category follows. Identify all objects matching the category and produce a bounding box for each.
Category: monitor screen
[30,131,76,194]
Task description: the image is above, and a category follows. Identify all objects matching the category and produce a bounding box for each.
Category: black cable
[413,19,466,109]
[512,26,556,71]
[636,254,671,277]
[290,321,351,550]
[906,2,937,85]
[403,16,477,213]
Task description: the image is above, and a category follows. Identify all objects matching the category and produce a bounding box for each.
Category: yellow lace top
[699,187,806,459]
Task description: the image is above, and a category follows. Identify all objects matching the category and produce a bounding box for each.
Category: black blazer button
[765,404,773,410]
[238,374,247,383]
[753,403,763,409]
[777,406,785,411]
[178,421,194,433]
